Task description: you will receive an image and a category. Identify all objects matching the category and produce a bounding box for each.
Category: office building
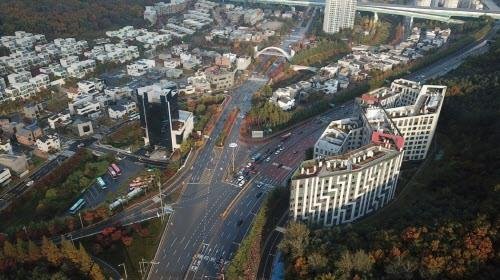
[323,0,357,34]
[137,81,194,152]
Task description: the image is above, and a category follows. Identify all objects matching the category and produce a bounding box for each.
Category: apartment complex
[323,0,357,34]
[315,79,446,161]
[291,137,404,226]
[292,79,446,227]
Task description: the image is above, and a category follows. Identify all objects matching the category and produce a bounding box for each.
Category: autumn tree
[27,240,42,262]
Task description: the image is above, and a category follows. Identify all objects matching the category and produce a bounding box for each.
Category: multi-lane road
[146,10,318,280]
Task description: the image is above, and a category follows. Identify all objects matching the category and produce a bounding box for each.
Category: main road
[146,9,317,280]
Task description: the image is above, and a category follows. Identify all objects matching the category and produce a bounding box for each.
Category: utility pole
[78,212,84,228]
[157,169,165,223]
[118,263,128,279]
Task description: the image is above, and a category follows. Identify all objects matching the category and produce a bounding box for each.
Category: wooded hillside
[0,0,155,40]
[280,36,500,280]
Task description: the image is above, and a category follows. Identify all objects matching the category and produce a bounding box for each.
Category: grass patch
[103,121,143,152]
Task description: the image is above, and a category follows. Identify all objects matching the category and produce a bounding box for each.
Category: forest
[0,0,155,40]
[279,36,500,279]
[0,237,105,279]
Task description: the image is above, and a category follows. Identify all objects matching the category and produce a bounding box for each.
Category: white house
[36,134,61,153]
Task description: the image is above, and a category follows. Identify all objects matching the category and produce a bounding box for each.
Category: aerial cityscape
[0,0,498,279]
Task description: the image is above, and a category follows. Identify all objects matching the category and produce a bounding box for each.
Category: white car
[265,157,271,162]
[246,162,252,168]
[238,180,246,187]
[238,175,244,182]
[274,150,280,155]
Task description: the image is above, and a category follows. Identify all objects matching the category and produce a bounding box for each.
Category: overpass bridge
[230,0,500,23]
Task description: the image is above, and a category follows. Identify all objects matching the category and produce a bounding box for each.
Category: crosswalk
[188,243,229,274]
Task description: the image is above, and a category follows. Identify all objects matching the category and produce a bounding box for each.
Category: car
[279,147,284,151]
[238,180,245,187]
[274,150,280,155]
[237,219,244,226]
[256,183,263,188]
[246,162,252,168]
[77,143,85,148]
[265,157,271,162]
[293,150,298,154]
[250,169,257,174]
[277,163,283,168]
[256,192,263,198]
[238,175,244,182]
[26,180,34,187]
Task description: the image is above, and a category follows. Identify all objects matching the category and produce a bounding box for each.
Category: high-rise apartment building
[291,134,404,226]
[315,79,446,161]
[323,0,357,34]
[136,81,194,152]
[294,79,446,227]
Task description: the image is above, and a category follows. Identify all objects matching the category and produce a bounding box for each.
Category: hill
[0,0,155,40]
[279,36,500,279]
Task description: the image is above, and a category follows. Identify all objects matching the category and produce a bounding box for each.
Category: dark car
[237,219,244,226]
[256,192,262,198]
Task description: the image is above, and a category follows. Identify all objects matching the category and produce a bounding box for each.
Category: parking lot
[78,158,145,210]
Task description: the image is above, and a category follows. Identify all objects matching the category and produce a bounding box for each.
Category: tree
[2,240,17,260]
[89,263,106,280]
[28,240,42,262]
[279,222,310,258]
[41,236,63,266]
[60,237,78,264]
[78,244,93,273]
[15,238,27,262]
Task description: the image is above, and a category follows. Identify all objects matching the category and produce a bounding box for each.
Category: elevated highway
[230,0,500,22]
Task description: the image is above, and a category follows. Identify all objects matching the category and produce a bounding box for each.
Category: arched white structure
[254,46,295,61]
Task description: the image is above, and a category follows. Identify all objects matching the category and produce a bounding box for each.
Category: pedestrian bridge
[231,0,500,22]
[254,46,295,60]
[291,65,318,72]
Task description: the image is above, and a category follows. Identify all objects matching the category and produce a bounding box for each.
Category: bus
[281,132,292,141]
[108,166,117,179]
[96,177,106,190]
[111,163,122,176]
[251,152,262,162]
[69,198,86,214]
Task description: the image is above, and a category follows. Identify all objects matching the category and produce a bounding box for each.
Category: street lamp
[228,143,238,173]
[118,263,128,279]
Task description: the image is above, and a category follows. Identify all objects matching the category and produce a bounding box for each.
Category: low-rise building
[36,133,61,153]
[73,118,94,137]
[0,138,13,154]
[108,101,137,119]
[48,111,72,129]
[0,154,29,177]
[127,59,156,76]
[204,66,235,91]
[15,123,43,146]
[0,168,11,186]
